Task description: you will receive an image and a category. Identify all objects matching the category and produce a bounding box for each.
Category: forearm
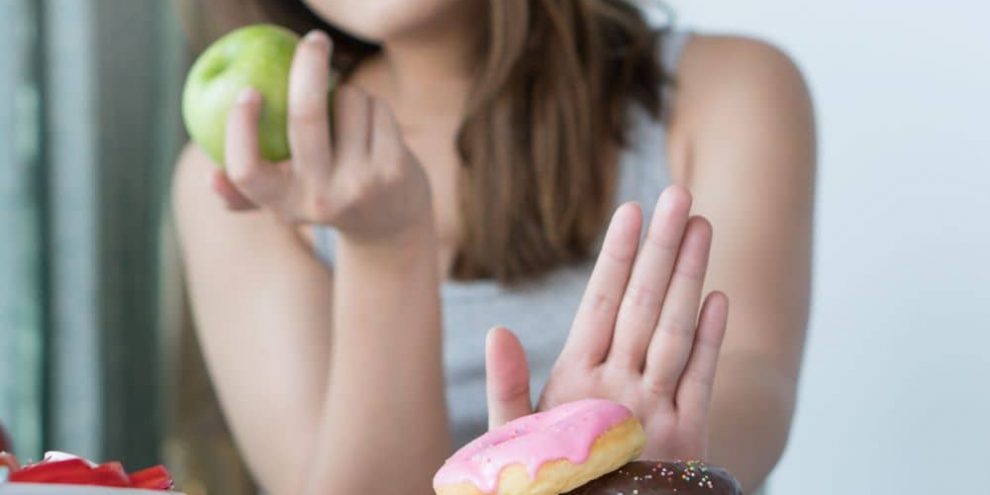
[301,222,449,494]
[173,152,336,494]
[707,354,797,492]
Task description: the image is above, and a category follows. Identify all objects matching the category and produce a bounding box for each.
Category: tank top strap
[612,28,689,212]
[660,29,693,76]
[658,28,692,116]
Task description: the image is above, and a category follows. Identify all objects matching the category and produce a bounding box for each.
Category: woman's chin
[303,0,473,45]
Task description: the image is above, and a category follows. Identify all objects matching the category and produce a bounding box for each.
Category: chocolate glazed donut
[564,461,743,495]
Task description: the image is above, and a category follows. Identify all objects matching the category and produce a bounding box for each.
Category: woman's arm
[173,144,334,492]
[669,36,816,490]
[174,31,449,495]
[303,222,448,494]
[175,150,449,495]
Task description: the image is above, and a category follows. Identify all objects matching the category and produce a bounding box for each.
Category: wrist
[336,212,437,264]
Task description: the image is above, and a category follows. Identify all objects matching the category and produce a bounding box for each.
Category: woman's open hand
[211,31,432,243]
[486,186,728,460]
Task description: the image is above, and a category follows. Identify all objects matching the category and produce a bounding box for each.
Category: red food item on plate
[9,458,94,484]
[128,465,174,490]
[80,462,131,487]
[3,452,174,490]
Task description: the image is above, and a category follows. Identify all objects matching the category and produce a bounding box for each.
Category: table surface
[0,484,182,495]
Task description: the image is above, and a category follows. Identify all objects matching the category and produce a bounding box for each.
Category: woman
[172,0,815,493]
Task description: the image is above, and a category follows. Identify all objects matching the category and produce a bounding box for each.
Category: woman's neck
[357,11,481,133]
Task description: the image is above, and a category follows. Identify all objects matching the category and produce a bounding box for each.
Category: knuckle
[657,316,695,339]
[588,291,620,317]
[674,265,705,281]
[226,166,256,189]
[342,173,377,204]
[643,375,677,397]
[303,194,332,221]
[495,377,530,402]
[645,229,680,251]
[601,243,636,264]
[681,370,714,389]
[673,371,715,398]
[624,284,662,309]
[289,104,326,128]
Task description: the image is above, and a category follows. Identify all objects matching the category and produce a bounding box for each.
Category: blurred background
[0,1,987,494]
[674,2,990,493]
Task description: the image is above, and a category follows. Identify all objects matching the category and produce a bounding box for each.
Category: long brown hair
[176,0,667,283]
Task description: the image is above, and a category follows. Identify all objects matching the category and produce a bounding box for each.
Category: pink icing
[433,399,634,494]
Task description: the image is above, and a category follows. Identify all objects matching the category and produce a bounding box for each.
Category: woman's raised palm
[486,185,728,460]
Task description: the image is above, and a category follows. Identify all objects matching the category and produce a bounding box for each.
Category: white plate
[0,484,183,494]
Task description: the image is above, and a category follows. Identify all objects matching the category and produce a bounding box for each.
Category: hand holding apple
[183,24,306,167]
[186,27,433,241]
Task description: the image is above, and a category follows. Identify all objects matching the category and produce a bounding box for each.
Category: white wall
[670,1,990,493]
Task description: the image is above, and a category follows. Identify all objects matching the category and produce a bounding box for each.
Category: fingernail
[237,88,259,105]
[305,30,331,48]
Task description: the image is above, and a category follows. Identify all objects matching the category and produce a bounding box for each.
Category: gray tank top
[315,31,691,447]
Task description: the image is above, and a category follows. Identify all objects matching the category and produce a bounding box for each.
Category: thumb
[485,326,532,430]
[210,169,259,211]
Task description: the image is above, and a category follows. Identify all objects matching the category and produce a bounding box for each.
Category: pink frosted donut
[433,399,645,495]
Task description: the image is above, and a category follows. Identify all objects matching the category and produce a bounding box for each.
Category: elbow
[752,388,796,490]
[709,358,800,492]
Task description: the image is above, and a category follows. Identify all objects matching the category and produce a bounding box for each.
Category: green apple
[182,24,302,167]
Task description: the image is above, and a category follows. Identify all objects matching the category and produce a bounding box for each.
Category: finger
[558,203,642,367]
[607,185,691,371]
[226,88,291,206]
[210,169,259,210]
[642,216,713,396]
[485,327,532,430]
[288,30,334,179]
[332,85,373,164]
[369,98,402,166]
[675,291,728,420]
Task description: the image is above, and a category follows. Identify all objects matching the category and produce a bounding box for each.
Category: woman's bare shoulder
[667,34,815,181]
[171,143,255,238]
[674,34,811,112]
[171,143,318,255]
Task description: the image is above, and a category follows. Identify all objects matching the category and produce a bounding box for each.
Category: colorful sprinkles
[564,460,741,495]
